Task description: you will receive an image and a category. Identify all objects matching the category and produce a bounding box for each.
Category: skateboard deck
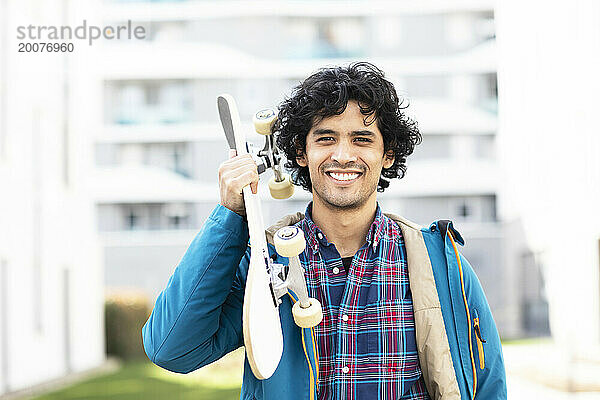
[217,94,283,379]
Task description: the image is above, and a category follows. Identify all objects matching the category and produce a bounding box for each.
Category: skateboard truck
[251,108,295,199]
[217,94,323,380]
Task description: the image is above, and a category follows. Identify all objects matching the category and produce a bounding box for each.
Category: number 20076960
[18,42,74,52]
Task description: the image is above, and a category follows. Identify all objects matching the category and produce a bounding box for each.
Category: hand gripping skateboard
[217,94,323,380]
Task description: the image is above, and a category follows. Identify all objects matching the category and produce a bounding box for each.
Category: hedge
[105,291,151,361]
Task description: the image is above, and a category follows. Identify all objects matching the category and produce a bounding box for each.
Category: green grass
[33,349,245,400]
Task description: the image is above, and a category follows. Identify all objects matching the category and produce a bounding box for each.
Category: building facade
[95,0,548,340]
[495,0,600,350]
[0,0,105,396]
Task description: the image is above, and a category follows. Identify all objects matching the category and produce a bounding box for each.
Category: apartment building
[495,1,600,350]
[95,0,548,339]
[0,0,105,396]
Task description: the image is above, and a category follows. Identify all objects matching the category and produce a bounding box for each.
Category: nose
[331,139,357,164]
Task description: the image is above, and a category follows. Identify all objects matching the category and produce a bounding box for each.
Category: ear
[383,149,395,169]
[296,150,307,167]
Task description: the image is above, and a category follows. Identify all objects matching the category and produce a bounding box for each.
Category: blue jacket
[142,205,507,399]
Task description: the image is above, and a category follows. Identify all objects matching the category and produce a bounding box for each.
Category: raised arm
[141,205,250,373]
[142,149,259,373]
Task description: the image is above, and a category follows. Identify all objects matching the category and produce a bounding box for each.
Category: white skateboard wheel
[274,226,305,257]
[292,298,323,328]
[253,108,278,135]
[269,174,294,199]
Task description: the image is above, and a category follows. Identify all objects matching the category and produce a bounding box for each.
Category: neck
[310,194,377,258]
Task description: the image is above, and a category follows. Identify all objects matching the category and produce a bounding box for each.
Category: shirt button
[342,314,349,322]
[317,232,323,240]
[342,366,349,374]
[332,267,340,274]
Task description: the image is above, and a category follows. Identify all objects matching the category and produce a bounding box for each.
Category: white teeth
[329,172,360,181]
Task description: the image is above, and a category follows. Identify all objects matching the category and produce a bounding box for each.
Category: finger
[229,149,237,159]
[250,181,258,194]
[222,159,258,180]
[230,170,259,193]
[219,154,255,179]
[223,153,254,168]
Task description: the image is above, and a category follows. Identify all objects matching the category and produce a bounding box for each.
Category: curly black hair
[274,61,421,192]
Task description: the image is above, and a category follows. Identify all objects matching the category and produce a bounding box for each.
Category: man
[142,62,507,399]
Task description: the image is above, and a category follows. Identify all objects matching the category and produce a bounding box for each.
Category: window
[404,76,449,98]
[142,142,191,177]
[117,203,194,231]
[95,143,118,166]
[105,80,193,125]
[475,12,496,42]
[145,84,159,106]
[411,135,451,160]
[163,203,190,230]
[520,250,550,335]
[479,73,498,113]
[458,201,471,218]
[485,73,498,99]
[125,207,141,230]
[451,195,496,223]
[473,135,495,159]
[402,195,497,225]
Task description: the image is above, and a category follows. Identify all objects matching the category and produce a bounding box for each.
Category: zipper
[473,309,486,370]
[288,290,318,400]
[447,231,477,399]
[311,327,320,389]
[301,330,315,400]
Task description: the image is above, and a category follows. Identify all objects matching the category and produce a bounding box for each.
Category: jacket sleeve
[460,253,507,400]
[141,204,250,374]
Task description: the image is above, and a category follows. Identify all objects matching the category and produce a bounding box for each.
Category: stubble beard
[311,167,379,211]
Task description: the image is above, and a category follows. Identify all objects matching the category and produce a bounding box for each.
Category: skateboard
[217,94,323,380]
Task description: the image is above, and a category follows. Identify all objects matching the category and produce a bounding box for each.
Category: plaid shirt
[296,203,430,400]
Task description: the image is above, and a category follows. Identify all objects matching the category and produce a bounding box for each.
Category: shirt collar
[302,202,386,254]
[302,203,322,254]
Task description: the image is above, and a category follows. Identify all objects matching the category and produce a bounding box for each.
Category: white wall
[495,0,600,350]
[0,0,104,395]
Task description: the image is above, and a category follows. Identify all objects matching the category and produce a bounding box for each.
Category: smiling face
[296,100,395,211]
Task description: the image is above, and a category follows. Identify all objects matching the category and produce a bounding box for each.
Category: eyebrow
[311,128,376,137]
